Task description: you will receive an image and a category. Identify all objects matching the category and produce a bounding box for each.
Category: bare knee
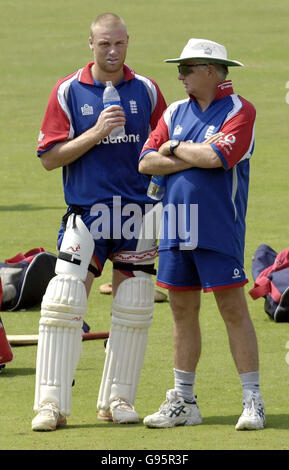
[169,290,201,321]
[214,287,251,326]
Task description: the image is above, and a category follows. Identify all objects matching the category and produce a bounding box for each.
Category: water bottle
[103,81,125,138]
[147,175,167,201]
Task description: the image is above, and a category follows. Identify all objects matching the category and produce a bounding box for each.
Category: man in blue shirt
[139,38,265,431]
[32,13,166,431]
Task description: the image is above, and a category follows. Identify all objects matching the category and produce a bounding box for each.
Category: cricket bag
[249,244,289,322]
[0,248,57,311]
[0,316,13,371]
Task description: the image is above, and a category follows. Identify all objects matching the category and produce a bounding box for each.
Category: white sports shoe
[235,389,266,430]
[110,398,139,424]
[97,407,112,421]
[143,389,202,428]
[32,402,67,432]
[97,399,139,424]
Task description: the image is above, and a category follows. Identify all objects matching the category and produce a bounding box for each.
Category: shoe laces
[159,390,182,414]
[242,390,264,416]
[111,398,134,411]
[243,390,260,405]
[39,402,60,417]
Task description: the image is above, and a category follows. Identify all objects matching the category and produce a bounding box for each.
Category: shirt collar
[215,80,234,99]
[189,80,234,102]
[78,62,135,86]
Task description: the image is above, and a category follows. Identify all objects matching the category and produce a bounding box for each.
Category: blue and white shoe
[143,389,202,428]
[235,390,266,430]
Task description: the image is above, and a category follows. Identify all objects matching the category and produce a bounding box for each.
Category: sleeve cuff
[139,148,157,162]
[211,143,229,170]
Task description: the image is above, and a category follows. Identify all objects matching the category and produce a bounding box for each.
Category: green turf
[1,0,289,451]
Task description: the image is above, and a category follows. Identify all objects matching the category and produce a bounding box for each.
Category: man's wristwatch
[170,139,180,155]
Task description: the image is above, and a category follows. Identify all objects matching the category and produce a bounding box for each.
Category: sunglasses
[177,63,209,76]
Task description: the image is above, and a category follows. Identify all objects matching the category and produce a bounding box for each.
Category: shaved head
[88,13,129,83]
[90,13,127,38]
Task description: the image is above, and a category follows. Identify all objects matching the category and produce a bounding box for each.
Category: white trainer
[32,402,67,432]
[97,408,112,421]
[235,389,266,430]
[143,389,202,428]
[110,398,139,424]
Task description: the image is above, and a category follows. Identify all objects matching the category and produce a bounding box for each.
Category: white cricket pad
[33,213,95,416]
[97,275,154,411]
[34,274,87,416]
[56,214,95,281]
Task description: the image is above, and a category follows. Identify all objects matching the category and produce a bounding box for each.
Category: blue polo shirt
[37,62,167,208]
[139,81,256,264]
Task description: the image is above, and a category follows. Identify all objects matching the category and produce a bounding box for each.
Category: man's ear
[88,37,94,51]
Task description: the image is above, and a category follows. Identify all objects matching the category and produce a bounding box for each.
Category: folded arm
[139,133,224,176]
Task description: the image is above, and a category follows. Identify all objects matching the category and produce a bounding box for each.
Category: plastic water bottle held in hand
[103,81,125,138]
[147,175,167,201]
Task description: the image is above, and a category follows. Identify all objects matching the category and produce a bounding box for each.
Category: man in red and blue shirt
[32,13,167,431]
[139,38,265,431]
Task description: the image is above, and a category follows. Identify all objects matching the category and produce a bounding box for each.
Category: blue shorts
[157,248,248,292]
[57,205,158,274]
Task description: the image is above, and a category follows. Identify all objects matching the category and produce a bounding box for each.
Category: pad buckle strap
[62,205,86,229]
[58,252,100,277]
[58,252,81,266]
[113,262,156,275]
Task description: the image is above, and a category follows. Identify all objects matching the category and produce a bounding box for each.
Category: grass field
[1,0,289,453]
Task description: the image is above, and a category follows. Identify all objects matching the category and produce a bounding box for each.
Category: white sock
[174,368,196,403]
[240,371,260,393]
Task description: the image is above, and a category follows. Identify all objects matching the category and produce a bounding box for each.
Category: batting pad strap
[88,263,100,277]
[58,252,81,266]
[113,262,156,275]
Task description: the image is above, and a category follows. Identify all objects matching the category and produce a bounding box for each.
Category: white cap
[165,38,244,67]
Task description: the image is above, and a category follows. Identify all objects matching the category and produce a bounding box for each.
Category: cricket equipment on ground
[249,244,289,322]
[0,248,56,311]
[8,335,39,345]
[97,273,154,421]
[0,316,13,369]
[143,389,202,428]
[235,389,266,431]
[32,402,67,431]
[154,289,167,302]
[33,214,94,418]
[7,331,109,346]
